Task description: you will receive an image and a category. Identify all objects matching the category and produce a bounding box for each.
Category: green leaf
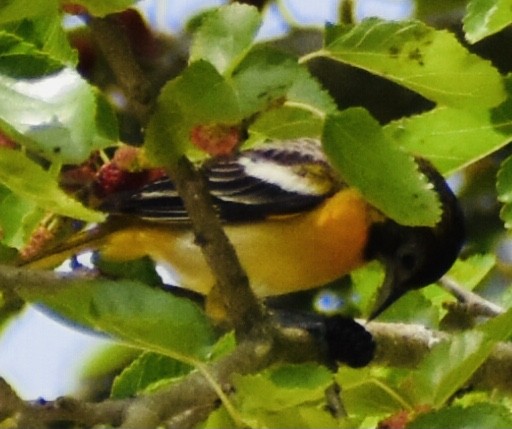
[2,12,77,74]
[464,0,512,44]
[190,4,261,75]
[350,261,384,316]
[233,363,333,411]
[208,331,236,361]
[0,0,57,24]
[246,106,323,147]
[20,278,215,360]
[0,148,104,222]
[409,403,512,429]
[231,48,302,117]
[145,60,241,165]
[375,291,439,328]
[0,70,118,164]
[323,108,441,226]
[317,18,505,108]
[81,344,139,380]
[384,75,512,175]
[0,30,62,78]
[402,306,512,407]
[0,188,43,248]
[421,254,496,319]
[111,352,193,399]
[69,0,138,16]
[335,366,408,418]
[286,68,338,116]
[497,154,512,228]
[445,254,496,291]
[94,256,163,288]
[228,363,338,428]
[146,52,313,164]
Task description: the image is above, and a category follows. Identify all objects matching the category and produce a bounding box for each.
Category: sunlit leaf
[445,254,496,291]
[111,352,193,399]
[231,48,302,117]
[0,0,58,24]
[402,307,512,407]
[317,18,505,107]
[336,366,408,418]
[144,60,241,165]
[190,4,261,75]
[0,148,104,222]
[227,363,338,428]
[323,108,441,226]
[385,76,512,175]
[0,69,118,164]
[0,187,43,248]
[497,154,512,228]
[0,30,63,78]
[464,0,512,43]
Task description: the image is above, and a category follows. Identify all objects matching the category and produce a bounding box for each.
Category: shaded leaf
[94,255,163,288]
[409,403,512,429]
[19,277,215,360]
[246,106,323,147]
[70,0,138,17]
[323,108,441,226]
[319,18,505,107]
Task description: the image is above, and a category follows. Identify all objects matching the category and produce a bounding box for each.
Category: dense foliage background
[2,0,512,428]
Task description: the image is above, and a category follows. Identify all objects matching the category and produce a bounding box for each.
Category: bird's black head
[365,159,465,320]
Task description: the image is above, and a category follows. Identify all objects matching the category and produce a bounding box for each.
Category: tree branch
[88,12,267,336]
[439,276,504,318]
[88,15,153,123]
[164,157,267,335]
[0,307,511,427]
[367,320,512,393]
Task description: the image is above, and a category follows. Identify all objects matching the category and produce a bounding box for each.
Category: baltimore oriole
[24,138,465,319]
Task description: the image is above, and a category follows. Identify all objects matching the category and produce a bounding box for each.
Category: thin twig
[439,276,504,318]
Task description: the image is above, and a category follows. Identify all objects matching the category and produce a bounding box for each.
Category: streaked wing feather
[100,139,342,223]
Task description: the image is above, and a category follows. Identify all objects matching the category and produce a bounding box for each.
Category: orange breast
[101,188,373,296]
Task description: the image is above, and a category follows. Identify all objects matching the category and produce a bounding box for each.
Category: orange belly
[101,188,373,296]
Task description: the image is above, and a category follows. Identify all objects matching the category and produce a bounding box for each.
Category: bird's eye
[398,250,417,272]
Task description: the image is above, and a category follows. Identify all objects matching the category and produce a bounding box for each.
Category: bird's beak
[367,268,406,321]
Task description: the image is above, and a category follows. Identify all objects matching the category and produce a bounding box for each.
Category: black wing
[100,139,343,223]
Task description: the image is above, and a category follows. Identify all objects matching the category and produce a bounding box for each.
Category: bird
[25,138,465,319]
